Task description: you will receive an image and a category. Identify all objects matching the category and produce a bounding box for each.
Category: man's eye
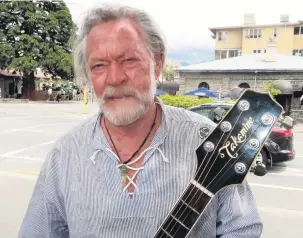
[124,58,136,62]
[92,64,104,69]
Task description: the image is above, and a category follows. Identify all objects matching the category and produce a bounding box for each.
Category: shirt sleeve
[216,180,263,238]
[18,147,69,238]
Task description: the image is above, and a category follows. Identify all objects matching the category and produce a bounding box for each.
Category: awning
[274,80,293,95]
[184,87,219,98]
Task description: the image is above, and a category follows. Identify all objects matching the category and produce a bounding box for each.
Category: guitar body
[154,89,283,238]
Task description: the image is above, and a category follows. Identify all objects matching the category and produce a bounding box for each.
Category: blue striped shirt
[18,98,263,238]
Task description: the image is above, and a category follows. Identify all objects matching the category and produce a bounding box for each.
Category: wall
[293,35,303,50]
[215,28,243,49]
[242,25,294,55]
[177,71,303,95]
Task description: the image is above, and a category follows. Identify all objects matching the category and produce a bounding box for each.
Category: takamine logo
[218,117,254,159]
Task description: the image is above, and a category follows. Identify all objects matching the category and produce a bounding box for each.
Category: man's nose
[106,62,127,86]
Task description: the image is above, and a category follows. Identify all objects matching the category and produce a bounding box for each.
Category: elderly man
[18,5,263,238]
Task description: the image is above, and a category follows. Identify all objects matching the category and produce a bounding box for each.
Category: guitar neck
[154,180,213,237]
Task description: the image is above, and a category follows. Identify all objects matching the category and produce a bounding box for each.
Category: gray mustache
[102,87,139,100]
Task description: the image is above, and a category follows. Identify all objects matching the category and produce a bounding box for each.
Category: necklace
[103,105,158,188]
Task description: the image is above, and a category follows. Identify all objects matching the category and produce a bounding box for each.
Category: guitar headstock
[195,89,283,194]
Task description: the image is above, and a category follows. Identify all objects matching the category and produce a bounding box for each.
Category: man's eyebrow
[88,50,137,63]
[88,56,107,62]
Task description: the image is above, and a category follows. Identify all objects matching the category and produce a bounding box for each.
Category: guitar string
[158,99,279,237]
[199,112,244,186]
[162,112,243,237]
[170,116,270,237]
[207,123,264,191]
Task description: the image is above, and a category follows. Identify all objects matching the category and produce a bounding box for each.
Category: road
[0,102,302,238]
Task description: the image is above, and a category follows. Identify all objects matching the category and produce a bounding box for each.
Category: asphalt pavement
[0,102,302,238]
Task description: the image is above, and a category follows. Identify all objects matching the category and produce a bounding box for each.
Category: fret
[170,215,190,230]
[180,200,199,215]
[158,228,173,238]
[154,183,213,238]
[156,215,189,237]
[180,183,212,214]
[190,179,214,198]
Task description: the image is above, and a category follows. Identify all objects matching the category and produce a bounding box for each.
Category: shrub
[159,95,213,109]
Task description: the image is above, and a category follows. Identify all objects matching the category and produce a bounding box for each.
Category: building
[174,42,303,114]
[209,14,303,60]
[0,69,22,98]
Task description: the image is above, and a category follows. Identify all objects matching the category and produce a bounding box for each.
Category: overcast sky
[65,0,303,63]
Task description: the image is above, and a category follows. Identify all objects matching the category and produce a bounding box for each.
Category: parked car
[189,102,295,169]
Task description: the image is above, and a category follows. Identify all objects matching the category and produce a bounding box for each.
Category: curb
[30,101,82,104]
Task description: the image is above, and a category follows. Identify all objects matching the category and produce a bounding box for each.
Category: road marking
[57,110,88,114]
[9,129,63,135]
[3,122,73,133]
[257,205,303,217]
[0,155,44,162]
[2,140,55,156]
[0,171,38,180]
[250,183,303,192]
[16,169,40,175]
[0,116,72,120]
[268,172,303,177]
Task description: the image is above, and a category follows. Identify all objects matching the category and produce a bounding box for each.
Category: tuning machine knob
[253,162,267,176]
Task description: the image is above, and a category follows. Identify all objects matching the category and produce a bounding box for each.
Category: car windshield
[191,108,214,118]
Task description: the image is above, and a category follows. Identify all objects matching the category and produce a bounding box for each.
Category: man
[18,5,263,238]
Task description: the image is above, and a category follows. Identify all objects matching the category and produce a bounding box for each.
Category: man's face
[86,19,161,125]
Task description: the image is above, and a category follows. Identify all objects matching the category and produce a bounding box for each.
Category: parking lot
[0,102,303,238]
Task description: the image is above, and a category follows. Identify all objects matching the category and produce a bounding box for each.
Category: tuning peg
[253,162,267,176]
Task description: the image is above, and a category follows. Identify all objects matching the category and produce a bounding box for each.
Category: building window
[217,31,227,41]
[253,49,262,54]
[198,82,210,90]
[273,28,278,37]
[293,49,303,56]
[215,49,241,60]
[294,26,303,35]
[239,83,250,88]
[245,28,262,39]
[229,49,240,58]
[221,50,227,59]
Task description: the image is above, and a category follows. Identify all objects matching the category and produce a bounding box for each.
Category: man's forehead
[88,19,142,42]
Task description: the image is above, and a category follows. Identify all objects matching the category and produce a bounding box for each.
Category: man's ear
[154,53,163,78]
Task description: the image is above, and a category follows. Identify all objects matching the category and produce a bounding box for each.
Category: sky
[64,0,303,64]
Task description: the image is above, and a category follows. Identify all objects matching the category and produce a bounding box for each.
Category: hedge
[159,95,213,109]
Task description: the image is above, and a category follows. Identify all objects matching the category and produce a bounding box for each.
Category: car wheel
[256,149,268,166]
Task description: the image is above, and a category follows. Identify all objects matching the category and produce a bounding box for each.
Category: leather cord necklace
[103,105,158,187]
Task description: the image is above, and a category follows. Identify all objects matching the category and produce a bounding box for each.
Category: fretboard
[154,181,213,238]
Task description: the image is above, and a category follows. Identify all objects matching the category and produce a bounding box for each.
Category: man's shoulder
[163,104,216,129]
[55,113,99,147]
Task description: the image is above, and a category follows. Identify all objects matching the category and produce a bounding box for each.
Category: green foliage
[161,64,177,81]
[159,95,213,109]
[263,81,281,97]
[0,0,76,80]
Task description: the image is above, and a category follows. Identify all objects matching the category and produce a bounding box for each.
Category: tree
[263,81,281,98]
[161,64,176,81]
[0,0,76,99]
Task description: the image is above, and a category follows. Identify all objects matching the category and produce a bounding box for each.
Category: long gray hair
[72,4,166,87]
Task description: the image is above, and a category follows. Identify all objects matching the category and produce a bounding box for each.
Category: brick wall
[177,71,303,95]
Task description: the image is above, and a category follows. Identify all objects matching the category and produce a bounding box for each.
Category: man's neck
[102,102,159,138]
